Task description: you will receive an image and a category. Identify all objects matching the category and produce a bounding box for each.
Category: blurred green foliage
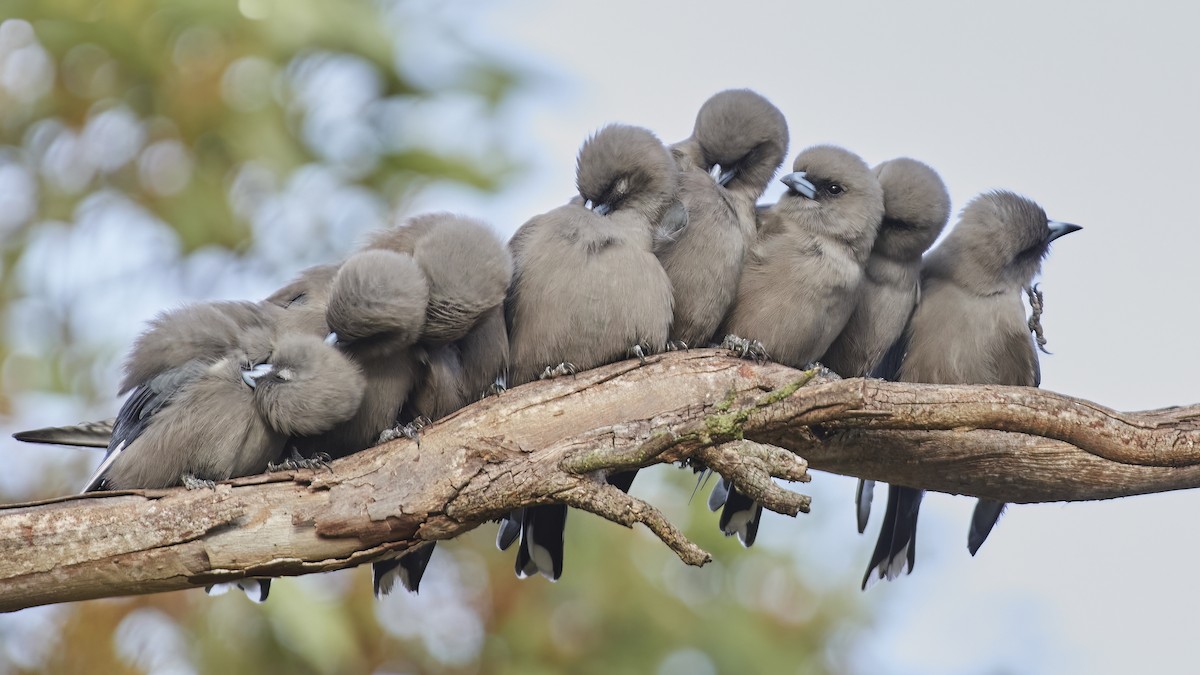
[0,2,869,672]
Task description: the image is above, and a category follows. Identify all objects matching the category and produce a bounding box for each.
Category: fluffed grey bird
[15,301,284,450]
[714,144,885,544]
[818,158,951,533]
[13,285,331,451]
[84,329,364,492]
[291,249,429,460]
[501,124,677,580]
[723,144,885,367]
[119,301,283,396]
[861,190,1080,589]
[367,213,513,345]
[84,312,364,604]
[365,214,512,597]
[659,89,789,349]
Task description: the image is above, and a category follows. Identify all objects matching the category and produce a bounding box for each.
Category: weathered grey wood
[3,349,1197,612]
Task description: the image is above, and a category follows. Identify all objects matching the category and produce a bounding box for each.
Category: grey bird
[368,214,512,409]
[367,213,514,346]
[15,301,287,449]
[291,249,429,460]
[13,277,338,452]
[85,329,364,491]
[84,314,364,603]
[238,254,427,601]
[714,144,885,545]
[364,214,512,597]
[861,190,1080,589]
[659,89,789,349]
[501,124,677,580]
[818,158,952,534]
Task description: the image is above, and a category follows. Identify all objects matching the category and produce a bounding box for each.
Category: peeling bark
[3,349,1198,612]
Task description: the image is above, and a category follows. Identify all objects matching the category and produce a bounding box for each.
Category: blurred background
[1,1,1198,673]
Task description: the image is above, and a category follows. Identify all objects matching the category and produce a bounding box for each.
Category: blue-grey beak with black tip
[1047,221,1083,242]
[711,164,738,188]
[780,171,817,200]
[582,198,612,216]
[241,363,274,388]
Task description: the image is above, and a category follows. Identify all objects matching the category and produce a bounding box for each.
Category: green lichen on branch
[703,372,818,442]
[561,431,683,475]
[756,371,818,408]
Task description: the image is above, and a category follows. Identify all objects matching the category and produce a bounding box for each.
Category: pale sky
[404,1,1200,673]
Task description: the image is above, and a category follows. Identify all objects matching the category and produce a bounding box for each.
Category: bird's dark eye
[827,184,844,195]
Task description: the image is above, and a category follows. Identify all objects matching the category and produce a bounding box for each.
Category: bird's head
[692,88,789,198]
[244,334,365,437]
[576,124,678,224]
[776,144,885,252]
[871,157,952,261]
[931,191,1081,293]
[325,250,429,360]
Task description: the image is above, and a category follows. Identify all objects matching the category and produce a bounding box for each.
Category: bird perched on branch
[367,212,513,415]
[287,249,429,460]
[363,213,512,597]
[16,264,347,452]
[861,190,1080,589]
[817,157,951,534]
[658,88,789,349]
[713,144,885,546]
[78,302,365,602]
[500,123,678,581]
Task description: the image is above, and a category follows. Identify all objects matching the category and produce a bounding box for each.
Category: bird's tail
[711,478,762,547]
[968,499,1007,555]
[515,505,566,580]
[373,542,437,597]
[205,578,272,603]
[862,485,924,590]
[14,420,113,448]
[855,479,875,534]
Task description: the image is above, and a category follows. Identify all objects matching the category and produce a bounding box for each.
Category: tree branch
[3,349,1199,612]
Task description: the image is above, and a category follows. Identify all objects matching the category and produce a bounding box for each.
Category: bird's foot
[627,340,658,365]
[484,378,507,398]
[269,448,332,473]
[182,474,216,490]
[665,340,689,352]
[377,418,429,446]
[402,416,432,440]
[721,334,769,363]
[1025,284,1051,355]
[539,362,577,380]
[376,427,402,444]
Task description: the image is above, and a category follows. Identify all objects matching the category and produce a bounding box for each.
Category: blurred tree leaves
[0,0,522,408]
[0,2,870,673]
[0,0,518,252]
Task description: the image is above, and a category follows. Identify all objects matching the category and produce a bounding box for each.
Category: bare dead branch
[3,349,1199,612]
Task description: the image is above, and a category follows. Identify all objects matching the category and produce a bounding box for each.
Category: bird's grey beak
[781,171,817,199]
[241,363,274,389]
[716,167,738,188]
[1047,221,1082,242]
[324,331,339,346]
[582,198,611,216]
